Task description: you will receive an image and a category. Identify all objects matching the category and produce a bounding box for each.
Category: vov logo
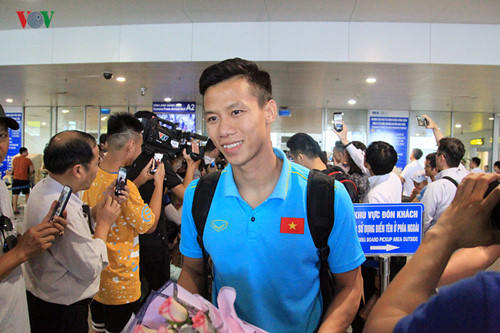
[17,11,55,29]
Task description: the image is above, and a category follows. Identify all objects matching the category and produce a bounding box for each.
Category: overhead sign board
[153,102,195,113]
[369,110,409,170]
[354,203,423,255]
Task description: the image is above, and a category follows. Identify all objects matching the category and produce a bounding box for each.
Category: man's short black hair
[412,148,423,160]
[426,153,437,169]
[365,141,398,175]
[286,133,322,159]
[199,58,272,108]
[471,157,481,167]
[44,131,96,175]
[494,160,500,170]
[99,134,107,145]
[107,112,144,149]
[437,137,465,168]
[19,147,27,154]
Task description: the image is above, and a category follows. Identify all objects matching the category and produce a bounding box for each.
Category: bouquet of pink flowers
[124,282,267,333]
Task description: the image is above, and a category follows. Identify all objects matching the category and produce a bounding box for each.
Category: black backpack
[191,170,336,316]
[324,166,360,203]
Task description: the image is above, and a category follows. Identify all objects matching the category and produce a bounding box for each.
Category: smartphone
[416,116,428,127]
[50,185,72,221]
[333,112,343,132]
[150,153,163,174]
[115,167,127,196]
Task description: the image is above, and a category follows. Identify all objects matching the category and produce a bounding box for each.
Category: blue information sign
[0,112,23,178]
[354,203,423,255]
[369,110,409,170]
[153,102,196,113]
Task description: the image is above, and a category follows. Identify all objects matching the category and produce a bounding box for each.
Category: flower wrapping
[123,281,267,333]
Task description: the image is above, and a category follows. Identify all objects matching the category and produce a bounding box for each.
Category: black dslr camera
[484,180,500,230]
[1,215,17,253]
[140,116,208,161]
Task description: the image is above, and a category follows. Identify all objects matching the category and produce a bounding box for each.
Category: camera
[139,115,208,161]
[103,72,113,80]
[140,88,147,96]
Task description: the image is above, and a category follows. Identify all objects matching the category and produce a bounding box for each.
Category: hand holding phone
[50,186,72,222]
[115,167,127,197]
[150,153,163,174]
[416,116,428,127]
[333,113,343,132]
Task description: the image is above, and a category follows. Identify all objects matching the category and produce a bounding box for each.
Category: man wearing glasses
[0,104,67,332]
[421,137,468,232]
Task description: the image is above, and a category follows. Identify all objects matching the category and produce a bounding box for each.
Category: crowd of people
[0,58,499,333]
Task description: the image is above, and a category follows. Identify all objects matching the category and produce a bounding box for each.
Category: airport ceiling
[1,0,500,115]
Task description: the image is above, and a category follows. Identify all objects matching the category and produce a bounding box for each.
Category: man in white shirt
[470,157,484,174]
[421,137,468,233]
[0,107,67,333]
[24,131,122,333]
[400,149,424,201]
[364,141,401,204]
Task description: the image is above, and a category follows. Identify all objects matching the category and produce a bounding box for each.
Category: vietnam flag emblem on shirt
[280,217,305,234]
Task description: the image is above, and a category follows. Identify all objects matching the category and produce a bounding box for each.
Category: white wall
[1,22,500,66]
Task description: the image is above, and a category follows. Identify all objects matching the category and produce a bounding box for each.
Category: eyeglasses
[0,215,17,253]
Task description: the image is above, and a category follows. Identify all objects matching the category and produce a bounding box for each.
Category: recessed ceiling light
[366,77,376,83]
[116,77,126,82]
[164,97,172,102]
[415,133,420,136]
[489,117,494,120]
[348,99,357,105]
[61,109,70,113]
[5,98,13,103]
[101,117,107,121]
[41,122,46,126]
[455,124,462,128]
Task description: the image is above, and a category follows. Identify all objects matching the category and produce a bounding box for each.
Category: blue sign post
[0,112,23,178]
[354,203,423,255]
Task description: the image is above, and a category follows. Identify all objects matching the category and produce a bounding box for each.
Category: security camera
[140,88,147,96]
[103,72,113,80]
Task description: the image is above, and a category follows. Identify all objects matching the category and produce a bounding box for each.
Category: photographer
[127,111,200,299]
[0,108,67,332]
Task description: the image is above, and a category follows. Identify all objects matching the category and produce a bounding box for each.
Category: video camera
[140,115,208,161]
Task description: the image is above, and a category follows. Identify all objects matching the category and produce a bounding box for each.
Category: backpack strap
[192,171,221,298]
[442,176,458,187]
[307,170,336,314]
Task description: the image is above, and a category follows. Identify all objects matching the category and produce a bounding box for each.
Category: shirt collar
[368,173,390,187]
[435,167,464,180]
[45,175,82,205]
[221,148,290,201]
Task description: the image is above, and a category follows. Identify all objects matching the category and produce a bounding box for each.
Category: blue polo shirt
[180,148,365,333]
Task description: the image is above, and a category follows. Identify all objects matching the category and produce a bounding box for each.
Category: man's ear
[72,164,84,180]
[264,99,277,125]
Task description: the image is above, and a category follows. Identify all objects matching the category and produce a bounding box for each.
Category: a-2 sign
[354,203,423,255]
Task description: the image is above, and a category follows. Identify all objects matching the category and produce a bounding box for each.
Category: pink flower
[191,311,216,333]
[159,297,189,324]
[133,324,158,333]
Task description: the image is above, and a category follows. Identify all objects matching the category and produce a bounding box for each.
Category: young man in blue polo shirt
[178,58,365,333]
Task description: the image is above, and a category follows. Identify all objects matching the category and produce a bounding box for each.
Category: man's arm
[438,244,500,287]
[332,122,369,175]
[318,266,363,333]
[145,162,165,233]
[177,256,204,295]
[364,173,500,333]
[422,114,444,144]
[0,202,66,282]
